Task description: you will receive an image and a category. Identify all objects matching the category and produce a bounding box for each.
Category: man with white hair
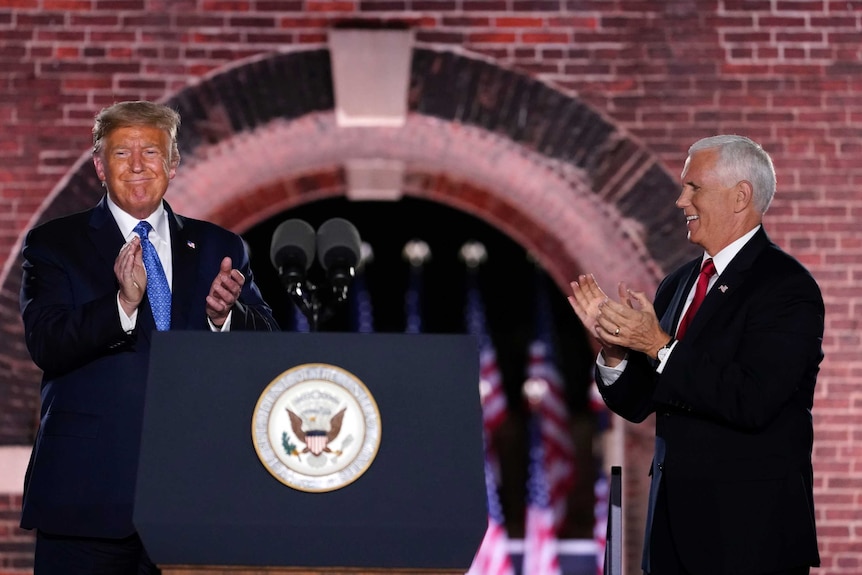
[569,135,823,575]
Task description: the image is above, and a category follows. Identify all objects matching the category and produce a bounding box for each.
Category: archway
[0,44,696,555]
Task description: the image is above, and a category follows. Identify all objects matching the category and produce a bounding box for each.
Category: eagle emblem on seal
[287,407,346,456]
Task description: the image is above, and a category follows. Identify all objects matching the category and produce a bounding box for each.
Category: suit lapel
[165,202,196,329]
[88,196,126,269]
[661,260,700,338]
[679,228,769,342]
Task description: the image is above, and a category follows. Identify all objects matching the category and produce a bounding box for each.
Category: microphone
[270,219,316,288]
[269,217,362,330]
[316,218,361,300]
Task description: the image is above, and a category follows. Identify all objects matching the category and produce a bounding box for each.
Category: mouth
[685,215,699,223]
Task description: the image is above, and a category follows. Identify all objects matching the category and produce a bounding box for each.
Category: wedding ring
[614,327,620,336]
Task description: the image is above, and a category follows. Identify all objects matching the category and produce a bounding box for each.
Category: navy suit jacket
[19,197,279,538]
[597,228,823,575]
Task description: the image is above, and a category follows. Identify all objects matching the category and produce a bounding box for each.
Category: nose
[130,151,143,172]
[675,187,691,209]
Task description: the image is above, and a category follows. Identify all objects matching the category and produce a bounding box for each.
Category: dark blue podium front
[134,331,486,572]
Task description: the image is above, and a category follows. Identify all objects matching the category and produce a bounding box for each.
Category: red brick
[42,0,90,8]
[201,0,251,9]
[495,16,544,27]
[306,0,357,11]
[521,32,569,43]
[467,31,517,43]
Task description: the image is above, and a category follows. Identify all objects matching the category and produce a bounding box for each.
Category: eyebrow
[110,142,163,151]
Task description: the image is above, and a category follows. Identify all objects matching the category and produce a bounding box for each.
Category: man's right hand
[568,274,628,366]
[115,236,146,315]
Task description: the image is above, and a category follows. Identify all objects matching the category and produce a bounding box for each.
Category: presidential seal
[252,363,381,492]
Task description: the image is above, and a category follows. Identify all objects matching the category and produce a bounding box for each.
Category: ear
[734,180,754,213]
[93,154,106,183]
[168,152,181,180]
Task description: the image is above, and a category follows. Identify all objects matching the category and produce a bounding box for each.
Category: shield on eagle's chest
[305,430,328,455]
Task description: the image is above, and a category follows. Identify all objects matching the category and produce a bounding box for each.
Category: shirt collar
[106,196,169,243]
[704,225,761,275]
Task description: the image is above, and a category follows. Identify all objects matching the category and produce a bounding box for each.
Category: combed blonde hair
[92,101,181,166]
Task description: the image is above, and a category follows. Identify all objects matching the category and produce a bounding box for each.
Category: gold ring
[614,327,620,336]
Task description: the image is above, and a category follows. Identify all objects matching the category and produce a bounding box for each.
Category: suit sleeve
[596,354,660,423]
[20,227,135,376]
[221,234,280,332]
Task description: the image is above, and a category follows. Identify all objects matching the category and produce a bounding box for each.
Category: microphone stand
[280,267,355,332]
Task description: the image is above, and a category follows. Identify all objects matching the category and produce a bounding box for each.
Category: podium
[134,332,487,574]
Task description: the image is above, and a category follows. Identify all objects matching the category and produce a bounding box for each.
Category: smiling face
[676,147,760,255]
[93,124,178,220]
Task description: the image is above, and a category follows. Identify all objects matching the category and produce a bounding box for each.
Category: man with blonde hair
[20,101,279,574]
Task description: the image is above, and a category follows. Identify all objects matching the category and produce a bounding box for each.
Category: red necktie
[676,258,716,340]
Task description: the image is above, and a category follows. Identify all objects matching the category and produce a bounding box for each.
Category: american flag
[349,242,375,334]
[523,410,563,575]
[464,255,514,575]
[348,270,374,333]
[404,263,423,334]
[467,450,516,575]
[525,272,576,531]
[465,268,507,439]
[402,239,430,334]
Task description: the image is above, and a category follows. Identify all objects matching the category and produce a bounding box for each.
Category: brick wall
[0,494,32,574]
[1,2,860,574]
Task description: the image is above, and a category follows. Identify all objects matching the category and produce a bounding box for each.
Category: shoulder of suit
[172,213,243,244]
[175,215,230,233]
[747,242,823,300]
[27,207,93,240]
[759,241,813,275]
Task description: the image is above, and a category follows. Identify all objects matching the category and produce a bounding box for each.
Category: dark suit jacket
[597,227,823,575]
[19,197,279,538]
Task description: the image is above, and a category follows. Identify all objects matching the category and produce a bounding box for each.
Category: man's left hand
[206,257,245,327]
[597,283,670,359]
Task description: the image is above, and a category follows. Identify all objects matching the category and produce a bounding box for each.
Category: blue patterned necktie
[133,220,171,331]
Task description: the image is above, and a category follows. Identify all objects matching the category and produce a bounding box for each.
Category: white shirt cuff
[208,310,233,332]
[118,293,137,332]
[596,352,627,385]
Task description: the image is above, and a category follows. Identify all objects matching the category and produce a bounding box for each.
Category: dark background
[242,196,595,417]
[242,197,600,538]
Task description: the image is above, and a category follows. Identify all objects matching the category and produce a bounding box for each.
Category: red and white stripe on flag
[523,414,563,575]
[527,340,576,530]
[467,516,515,575]
[524,503,563,575]
[480,346,507,436]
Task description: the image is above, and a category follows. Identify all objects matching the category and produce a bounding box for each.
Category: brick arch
[167,112,670,291]
[1,46,696,445]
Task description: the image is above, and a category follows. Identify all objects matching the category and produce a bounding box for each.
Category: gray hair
[688,135,776,213]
